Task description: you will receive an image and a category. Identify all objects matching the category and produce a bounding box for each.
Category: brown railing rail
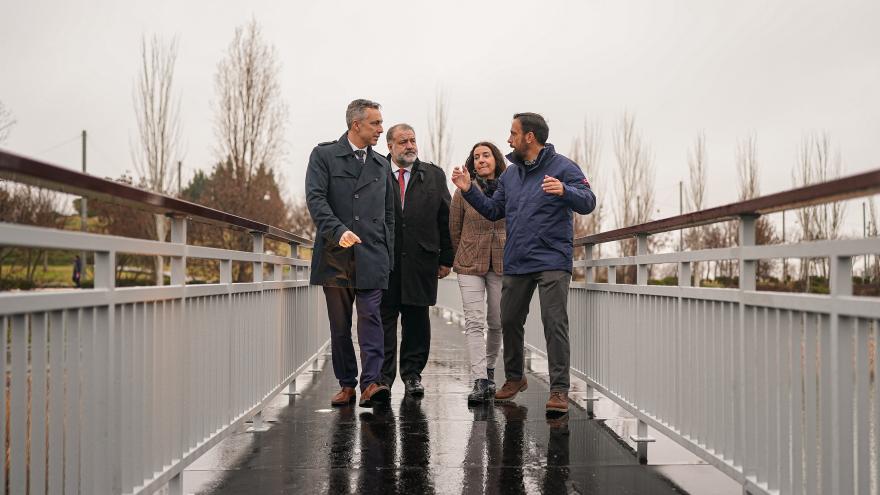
[576,167,880,246]
[0,148,313,246]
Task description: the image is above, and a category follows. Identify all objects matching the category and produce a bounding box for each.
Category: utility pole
[678,180,683,251]
[782,210,786,284]
[864,202,868,282]
[81,130,88,280]
[178,160,182,197]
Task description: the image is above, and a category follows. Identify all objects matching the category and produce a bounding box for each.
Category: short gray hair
[386,123,415,144]
[346,99,381,129]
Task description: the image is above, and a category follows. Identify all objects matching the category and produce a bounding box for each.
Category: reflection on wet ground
[188,313,696,494]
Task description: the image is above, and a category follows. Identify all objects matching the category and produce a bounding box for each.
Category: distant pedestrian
[450,112,596,415]
[449,141,507,405]
[306,98,395,408]
[72,255,82,288]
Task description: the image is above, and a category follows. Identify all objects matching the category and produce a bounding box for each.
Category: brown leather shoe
[331,387,356,406]
[545,390,569,414]
[494,378,528,401]
[359,382,390,408]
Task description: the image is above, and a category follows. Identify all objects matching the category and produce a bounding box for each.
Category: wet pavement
[183,312,736,494]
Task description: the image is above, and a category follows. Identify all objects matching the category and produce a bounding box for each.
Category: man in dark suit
[381,123,454,396]
[306,99,396,408]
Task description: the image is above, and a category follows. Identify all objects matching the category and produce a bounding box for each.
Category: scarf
[475,176,498,198]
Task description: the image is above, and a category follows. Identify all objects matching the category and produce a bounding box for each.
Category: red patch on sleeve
[582,177,591,187]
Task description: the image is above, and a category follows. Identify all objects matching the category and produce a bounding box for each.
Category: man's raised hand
[451,166,471,192]
[542,175,564,196]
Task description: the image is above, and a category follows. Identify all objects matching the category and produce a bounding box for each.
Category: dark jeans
[500,271,571,391]
[381,301,430,386]
[323,287,384,391]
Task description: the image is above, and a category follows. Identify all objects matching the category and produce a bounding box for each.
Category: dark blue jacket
[461,143,596,275]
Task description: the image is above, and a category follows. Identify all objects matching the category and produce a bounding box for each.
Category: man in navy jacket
[451,112,596,415]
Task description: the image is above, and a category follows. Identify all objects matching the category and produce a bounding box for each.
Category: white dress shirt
[347,138,367,161]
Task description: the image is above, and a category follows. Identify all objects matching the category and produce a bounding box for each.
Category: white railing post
[630,233,655,461]
[92,248,117,493]
[584,242,600,415]
[737,214,757,481]
[676,260,691,428]
[168,215,189,494]
[273,263,283,282]
[829,253,853,494]
[252,232,264,283]
[94,250,115,290]
[248,231,270,432]
[170,215,187,285]
[220,259,232,284]
[678,262,692,289]
[739,217,757,292]
[636,234,648,286]
[285,243,298,282]
[631,416,656,464]
[585,243,595,284]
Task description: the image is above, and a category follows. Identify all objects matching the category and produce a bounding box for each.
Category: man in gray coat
[306,99,396,408]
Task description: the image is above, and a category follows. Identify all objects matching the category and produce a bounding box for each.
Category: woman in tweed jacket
[450,141,507,404]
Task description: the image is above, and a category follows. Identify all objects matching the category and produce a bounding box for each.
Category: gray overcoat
[306,133,395,289]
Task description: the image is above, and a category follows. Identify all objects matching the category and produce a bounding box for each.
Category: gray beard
[395,154,417,166]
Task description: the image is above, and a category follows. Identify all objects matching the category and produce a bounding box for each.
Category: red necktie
[398,169,406,204]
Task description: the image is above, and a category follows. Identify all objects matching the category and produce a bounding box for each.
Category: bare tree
[570,119,604,240]
[732,134,777,280]
[684,131,708,281]
[793,132,846,281]
[736,134,759,201]
[731,134,759,280]
[214,19,287,184]
[613,112,655,275]
[426,89,452,171]
[613,112,655,230]
[132,35,182,284]
[0,184,59,286]
[808,133,846,242]
[0,100,15,144]
[687,131,707,212]
[569,119,604,280]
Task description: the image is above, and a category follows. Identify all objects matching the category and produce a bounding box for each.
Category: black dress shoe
[468,379,493,405]
[403,376,425,397]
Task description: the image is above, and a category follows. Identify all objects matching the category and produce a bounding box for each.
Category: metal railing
[438,168,880,495]
[0,150,328,494]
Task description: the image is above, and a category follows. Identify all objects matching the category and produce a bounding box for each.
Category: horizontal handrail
[576,167,880,245]
[0,148,313,246]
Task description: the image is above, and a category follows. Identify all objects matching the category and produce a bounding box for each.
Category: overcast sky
[1,0,878,233]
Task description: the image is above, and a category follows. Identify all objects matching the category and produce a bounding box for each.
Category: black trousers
[381,300,431,386]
